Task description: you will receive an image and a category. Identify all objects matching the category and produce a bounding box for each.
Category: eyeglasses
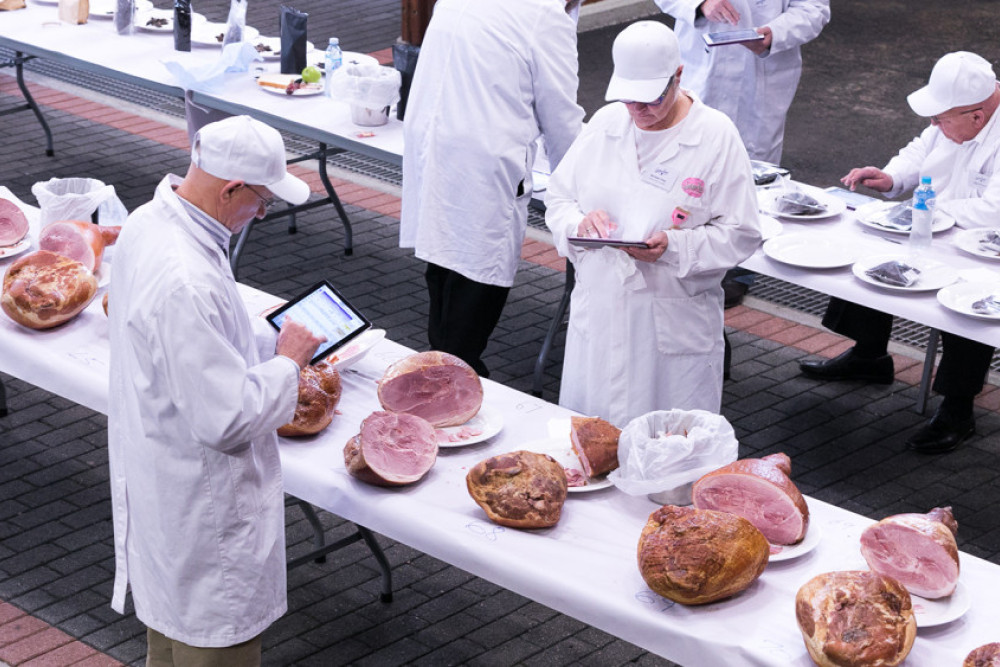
[621,76,675,107]
[930,107,983,125]
[245,184,278,211]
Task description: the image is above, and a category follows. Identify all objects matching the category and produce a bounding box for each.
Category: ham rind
[0,198,29,247]
[2,250,98,329]
[569,416,620,477]
[377,351,483,427]
[692,454,809,545]
[344,411,438,486]
[860,507,960,599]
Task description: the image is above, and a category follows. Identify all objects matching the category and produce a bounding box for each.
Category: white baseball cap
[191,115,310,205]
[907,51,997,117]
[605,21,680,103]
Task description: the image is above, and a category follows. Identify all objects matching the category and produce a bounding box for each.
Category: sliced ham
[0,198,29,247]
[691,452,809,545]
[860,506,960,599]
[39,220,120,272]
[570,416,620,477]
[377,351,483,427]
[2,250,98,329]
[344,411,438,486]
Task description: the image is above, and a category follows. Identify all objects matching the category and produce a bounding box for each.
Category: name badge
[971,172,989,190]
[642,166,677,191]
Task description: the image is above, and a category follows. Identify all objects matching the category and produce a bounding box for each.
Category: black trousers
[425,263,510,378]
[823,297,994,400]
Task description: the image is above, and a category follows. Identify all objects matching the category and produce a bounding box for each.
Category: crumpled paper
[162,41,261,91]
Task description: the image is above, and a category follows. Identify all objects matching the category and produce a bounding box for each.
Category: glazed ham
[691,452,808,545]
[378,351,483,427]
[39,220,120,272]
[965,643,1000,667]
[0,198,29,247]
[278,361,342,437]
[2,250,97,329]
[466,451,568,528]
[860,506,960,599]
[344,411,438,486]
[570,416,620,477]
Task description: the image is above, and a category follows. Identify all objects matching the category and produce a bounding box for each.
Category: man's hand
[841,166,894,193]
[624,230,669,263]
[742,26,772,55]
[701,0,739,24]
[276,318,326,369]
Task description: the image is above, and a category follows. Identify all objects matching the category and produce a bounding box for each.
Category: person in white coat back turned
[108,116,324,666]
[400,0,584,377]
[545,21,761,427]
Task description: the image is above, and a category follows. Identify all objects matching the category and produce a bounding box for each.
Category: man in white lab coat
[108,116,324,665]
[400,0,584,377]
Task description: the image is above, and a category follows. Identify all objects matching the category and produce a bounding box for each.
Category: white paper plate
[768,523,821,562]
[852,254,959,292]
[759,215,783,240]
[912,581,970,628]
[250,36,316,61]
[88,0,152,19]
[763,233,856,269]
[30,0,58,5]
[313,50,381,70]
[937,282,1000,321]
[759,184,847,220]
[855,200,955,235]
[519,437,614,492]
[0,237,31,260]
[953,228,1000,261]
[436,405,504,448]
[325,328,385,370]
[256,73,323,96]
[190,22,259,47]
[134,9,206,33]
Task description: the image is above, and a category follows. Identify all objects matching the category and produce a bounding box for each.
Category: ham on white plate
[377,351,483,427]
[0,198,29,247]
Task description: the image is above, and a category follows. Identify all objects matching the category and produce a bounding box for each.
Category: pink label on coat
[681,177,705,198]
[671,207,690,228]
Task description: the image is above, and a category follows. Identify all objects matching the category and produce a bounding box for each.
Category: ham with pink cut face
[344,411,438,487]
[377,351,483,427]
[39,220,120,272]
[0,198,29,247]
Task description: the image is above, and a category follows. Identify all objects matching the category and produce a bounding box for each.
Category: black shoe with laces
[799,348,894,384]
[906,410,975,454]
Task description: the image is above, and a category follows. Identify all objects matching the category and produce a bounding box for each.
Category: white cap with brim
[606,21,681,103]
[192,115,311,205]
[907,51,997,117]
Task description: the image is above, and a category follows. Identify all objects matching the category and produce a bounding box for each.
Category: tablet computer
[568,237,650,249]
[702,30,765,47]
[266,280,372,365]
[824,186,880,210]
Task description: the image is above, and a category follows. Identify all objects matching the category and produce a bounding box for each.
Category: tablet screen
[266,281,371,365]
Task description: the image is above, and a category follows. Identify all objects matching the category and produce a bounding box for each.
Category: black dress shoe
[799,349,894,384]
[907,412,975,454]
[723,279,749,309]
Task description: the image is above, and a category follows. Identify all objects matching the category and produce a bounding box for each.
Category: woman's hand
[625,230,668,263]
[576,210,617,238]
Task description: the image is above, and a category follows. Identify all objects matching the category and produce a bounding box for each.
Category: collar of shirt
[173,184,234,258]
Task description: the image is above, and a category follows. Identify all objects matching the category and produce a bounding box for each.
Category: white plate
[519,436,614,492]
[768,523,821,562]
[190,22,259,47]
[855,200,955,235]
[763,233,856,269]
[256,73,323,97]
[912,581,970,628]
[250,36,316,61]
[759,184,847,220]
[87,0,152,19]
[852,254,959,292]
[312,50,381,71]
[436,405,504,448]
[134,9,206,33]
[0,237,31,260]
[953,228,1000,261]
[937,282,1000,321]
[759,214,783,240]
[325,328,385,370]
[30,0,58,5]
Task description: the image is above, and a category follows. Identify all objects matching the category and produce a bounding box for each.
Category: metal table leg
[917,329,940,414]
[0,52,54,156]
[0,376,8,418]
[532,262,574,398]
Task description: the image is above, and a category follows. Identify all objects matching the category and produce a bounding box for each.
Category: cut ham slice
[377,351,483,427]
[39,220,120,272]
[344,411,438,486]
[860,506,960,599]
[691,452,809,545]
[0,198,29,247]
[570,416,620,477]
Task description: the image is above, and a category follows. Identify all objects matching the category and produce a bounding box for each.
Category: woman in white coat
[545,21,761,427]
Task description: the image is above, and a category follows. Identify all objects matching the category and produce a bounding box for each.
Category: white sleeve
[766,0,830,53]
[883,127,935,198]
[531,3,585,167]
[653,0,703,25]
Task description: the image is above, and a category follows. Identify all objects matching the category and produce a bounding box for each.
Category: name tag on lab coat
[641,165,677,191]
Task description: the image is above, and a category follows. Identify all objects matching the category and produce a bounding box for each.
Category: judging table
[1,188,999,665]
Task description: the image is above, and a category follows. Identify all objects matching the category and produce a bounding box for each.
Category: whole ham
[0,198,29,247]
[860,506,960,599]
[965,643,1000,667]
[277,361,342,437]
[691,452,809,545]
[39,220,120,272]
[2,250,97,329]
[637,505,769,605]
[570,416,620,477]
[377,351,483,427]
[796,570,915,667]
[344,411,438,486]
[466,450,568,529]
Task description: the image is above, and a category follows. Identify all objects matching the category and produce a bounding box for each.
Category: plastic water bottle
[909,176,935,254]
[324,38,342,98]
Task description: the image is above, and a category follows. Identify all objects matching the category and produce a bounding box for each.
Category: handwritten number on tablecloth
[635,589,676,612]
[67,350,107,369]
[465,522,505,542]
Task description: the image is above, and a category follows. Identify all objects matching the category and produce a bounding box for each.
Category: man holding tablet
[108,115,324,665]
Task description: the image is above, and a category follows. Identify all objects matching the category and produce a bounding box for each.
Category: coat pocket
[228,441,282,521]
[651,291,720,356]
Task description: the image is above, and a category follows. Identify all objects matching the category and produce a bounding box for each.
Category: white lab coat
[400,0,584,287]
[882,101,1000,229]
[108,175,299,647]
[545,97,761,426]
[654,0,830,164]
